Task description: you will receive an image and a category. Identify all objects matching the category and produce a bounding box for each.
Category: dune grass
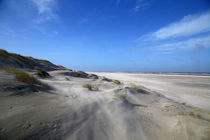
[90,74,99,79]
[1,67,48,87]
[102,77,121,84]
[77,71,89,77]
[189,112,202,119]
[130,83,141,90]
[181,102,186,105]
[102,77,112,81]
[35,68,50,78]
[82,84,93,90]
[112,79,121,84]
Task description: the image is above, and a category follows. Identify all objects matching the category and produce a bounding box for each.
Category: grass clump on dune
[189,112,203,119]
[181,102,186,105]
[82,84,93,90]
[2,67,48,87]
[35,68,50,78]
[130,83,141,90]
[90,74,99,79]
[102,77,121,84]
[112,79,121,84]
[77,71,89,77]
[102,77,112,81]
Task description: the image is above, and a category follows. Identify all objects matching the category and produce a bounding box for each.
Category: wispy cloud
[137,11,210,54]
[134,0,150,12]
[153,35,210,53]
[141,11,210,40]
[31,0,58,23]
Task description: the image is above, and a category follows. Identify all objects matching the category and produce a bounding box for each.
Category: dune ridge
[0,50,210,140]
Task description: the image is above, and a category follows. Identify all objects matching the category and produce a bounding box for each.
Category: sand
[92,72,210,111]
[0,70,210,140]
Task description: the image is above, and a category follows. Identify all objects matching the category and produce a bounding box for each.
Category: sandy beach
[92,72,210,111]
[1,69,210,140]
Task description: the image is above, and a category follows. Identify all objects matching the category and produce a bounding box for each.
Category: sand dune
[92,72,210,111]
[0,50,210,140]
[1,70,210,140]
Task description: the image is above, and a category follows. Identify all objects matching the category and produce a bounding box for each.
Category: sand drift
[0,70,210,140]
[92,72,210,111]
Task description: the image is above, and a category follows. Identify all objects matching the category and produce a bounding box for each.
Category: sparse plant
[112,79,121,84]
[189,112,194,116]
[196,114,202,119]
[65,77,70,80]
[181,102,186,105]
[35,68,50,78]
[102,77,112,81]
[77,71,88,77]
[102,77,121,84]
[90,74,99,79]
[130,83,141,90]
[82,84,92,90]
[1,67,48,87]
[189,112,203,119]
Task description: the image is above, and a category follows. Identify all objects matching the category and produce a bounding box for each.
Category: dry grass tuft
[181,102,186,105]
[112,79,121,84]
[82,84,92,90]
[102,77,121,84]
[102,77,112,81]
[1,67,48,87]
[130,83,141,90]
[35,68,50,78]
[90,74,99,79]
[189,112,203,119]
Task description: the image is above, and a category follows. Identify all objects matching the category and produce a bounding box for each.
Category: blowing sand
[0,70,210,140]
[92,72,210,111]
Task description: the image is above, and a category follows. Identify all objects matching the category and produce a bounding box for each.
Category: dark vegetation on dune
[0,49,64,71]
[0,67,49,89]
[102,77,121,84]
[0,49,101,80]
[35,68,50,78]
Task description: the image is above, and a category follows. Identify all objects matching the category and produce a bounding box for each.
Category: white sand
[0,70,210,140]
[92,72,210,111]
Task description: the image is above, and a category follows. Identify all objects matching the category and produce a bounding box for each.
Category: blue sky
[0,0,210,72]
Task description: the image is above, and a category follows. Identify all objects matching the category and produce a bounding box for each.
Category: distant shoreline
[88,71,210,76]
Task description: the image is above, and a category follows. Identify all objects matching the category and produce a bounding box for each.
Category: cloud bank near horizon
[138,11,210,53]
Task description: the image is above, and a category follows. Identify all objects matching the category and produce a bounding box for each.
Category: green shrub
[35,68,50,78]
[82,84,92,90]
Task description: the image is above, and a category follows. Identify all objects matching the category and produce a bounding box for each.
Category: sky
[0,0,210,72]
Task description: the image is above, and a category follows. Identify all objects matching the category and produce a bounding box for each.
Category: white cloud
[134,0,150,12]
[153,35,210,53]
[150,11,210,40]
[31,0,57,23]
[136,11,210,54]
